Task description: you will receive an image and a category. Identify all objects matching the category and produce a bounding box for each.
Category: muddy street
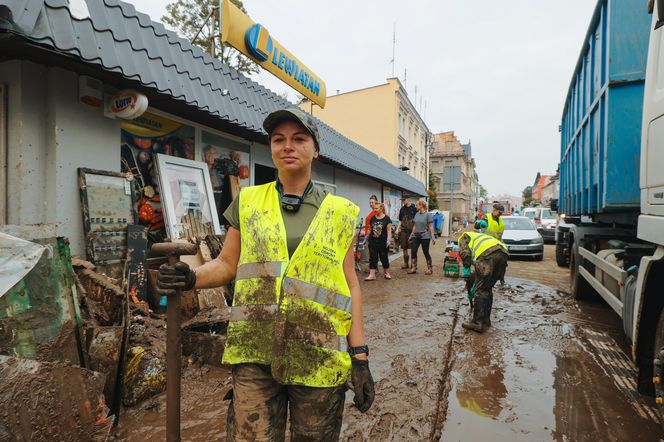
[342,244,662,441]
[112,244,662,441]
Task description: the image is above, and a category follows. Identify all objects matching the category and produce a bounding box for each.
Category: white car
[522,207,557,243]
[500,216,544,261]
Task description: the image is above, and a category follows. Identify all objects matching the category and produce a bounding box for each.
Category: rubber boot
[401,255,410,269]
[384,269,392,280]
[407,258,418,274]
[486,293,493,327]
[462,298,487,333]
[364,269,377,281]
[425,258,433,275]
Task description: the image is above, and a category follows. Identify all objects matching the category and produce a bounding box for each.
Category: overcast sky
[139,0,597,196]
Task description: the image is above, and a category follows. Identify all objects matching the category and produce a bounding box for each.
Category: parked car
[522,207,557,243]
[500,216,544,261]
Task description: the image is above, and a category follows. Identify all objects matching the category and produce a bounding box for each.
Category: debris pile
[0,232,231,441]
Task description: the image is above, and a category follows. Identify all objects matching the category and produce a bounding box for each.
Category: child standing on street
[365,202,393,280]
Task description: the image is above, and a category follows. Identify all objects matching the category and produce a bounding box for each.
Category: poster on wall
[201,131,250,225]
[120,112,195,239]
[382,186,402,221]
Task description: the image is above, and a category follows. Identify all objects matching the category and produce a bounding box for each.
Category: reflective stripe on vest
[222,181,360,387]
[282,277,352,313]
[463,231,507,261]
[236,261,285,280]
[470,235,493,256]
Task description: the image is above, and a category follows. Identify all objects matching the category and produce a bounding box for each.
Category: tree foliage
[479,184,488,199]
[162,0,259,75]
[428,172,439,210]
[522,185,533,206]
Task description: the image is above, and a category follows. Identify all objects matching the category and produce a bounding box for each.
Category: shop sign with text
[220,0,326,107]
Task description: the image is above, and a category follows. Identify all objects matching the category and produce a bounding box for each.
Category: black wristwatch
[348,345,369,357]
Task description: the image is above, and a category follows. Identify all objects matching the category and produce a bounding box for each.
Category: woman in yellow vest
[458,220,509,333]
[157,108,374,441]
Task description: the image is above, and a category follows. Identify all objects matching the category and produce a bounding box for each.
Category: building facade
[532,172,559,206]
[0,0,426,256]
[429,131,479,222]
[299,78,431,187]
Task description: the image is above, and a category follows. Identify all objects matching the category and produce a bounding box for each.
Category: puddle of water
[443,325,661,441]
[442,340,556,441]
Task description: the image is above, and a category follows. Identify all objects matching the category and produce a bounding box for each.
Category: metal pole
[166,254,182,442]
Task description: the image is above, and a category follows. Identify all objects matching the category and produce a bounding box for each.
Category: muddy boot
[384,269,392,280]
[401,255,410,269]
[485,293,493,327]
[407,258,418,274]
[462,298,486,333]
[425,258,433,275]
[364,269,377,281]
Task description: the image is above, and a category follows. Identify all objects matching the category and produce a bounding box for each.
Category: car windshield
[541,209,556,219]
[523,211,536,220]
[503,217,535,230]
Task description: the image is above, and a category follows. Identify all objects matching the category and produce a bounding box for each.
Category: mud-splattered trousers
[475,249,507,312]
[227,363,346,442]
[459,235,508,324]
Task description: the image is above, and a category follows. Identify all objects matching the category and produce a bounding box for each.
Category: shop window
[121,112,195,239]
[313,180,336,195]
[201,131,250,225]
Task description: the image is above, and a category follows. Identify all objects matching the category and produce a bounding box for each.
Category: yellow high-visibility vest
[462,231,507,261]
[485,213,505,240]
[222,182,360,387]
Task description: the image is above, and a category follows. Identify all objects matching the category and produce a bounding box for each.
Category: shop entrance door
[254,163,276,185]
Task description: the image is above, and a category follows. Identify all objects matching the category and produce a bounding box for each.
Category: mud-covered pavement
[113,244,662,441]
[343,244,662,441]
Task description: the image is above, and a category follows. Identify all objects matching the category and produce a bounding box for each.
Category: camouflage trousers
[226,363,347,442]
[472,250,508,322]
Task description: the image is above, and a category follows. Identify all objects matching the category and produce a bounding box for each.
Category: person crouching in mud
[157,108,374,441]
[458,219,509,333]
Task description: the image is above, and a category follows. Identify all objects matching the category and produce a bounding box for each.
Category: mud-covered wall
[0,60,120,256]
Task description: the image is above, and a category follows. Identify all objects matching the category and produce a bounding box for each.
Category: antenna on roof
[390,23,396,77]
[404,68,407,89]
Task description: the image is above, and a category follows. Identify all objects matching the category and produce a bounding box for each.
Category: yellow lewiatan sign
[220,0,327,108]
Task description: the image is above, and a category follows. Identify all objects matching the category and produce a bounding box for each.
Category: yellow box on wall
[220,0,327,108]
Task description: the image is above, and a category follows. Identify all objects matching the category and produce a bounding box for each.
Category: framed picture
[78,168,137,279]
[155,154,221,240]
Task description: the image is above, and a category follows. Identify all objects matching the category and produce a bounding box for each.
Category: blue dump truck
[557,0,664,411]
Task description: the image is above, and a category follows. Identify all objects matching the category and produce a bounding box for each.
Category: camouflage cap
[492,203,505,212]
[263,108,320,151]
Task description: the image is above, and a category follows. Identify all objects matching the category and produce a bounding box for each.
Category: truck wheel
[555,242,568,267]
[652,309,664,423]
[570,242,593,300]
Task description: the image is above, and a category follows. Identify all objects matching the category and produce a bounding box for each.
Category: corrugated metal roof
[0,0,426,196]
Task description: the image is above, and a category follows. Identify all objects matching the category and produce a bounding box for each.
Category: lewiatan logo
[244,24,321,97]
[244,23,273,62]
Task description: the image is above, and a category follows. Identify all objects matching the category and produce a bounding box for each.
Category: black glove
[351,359,375,413]
[157,262,196,292]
